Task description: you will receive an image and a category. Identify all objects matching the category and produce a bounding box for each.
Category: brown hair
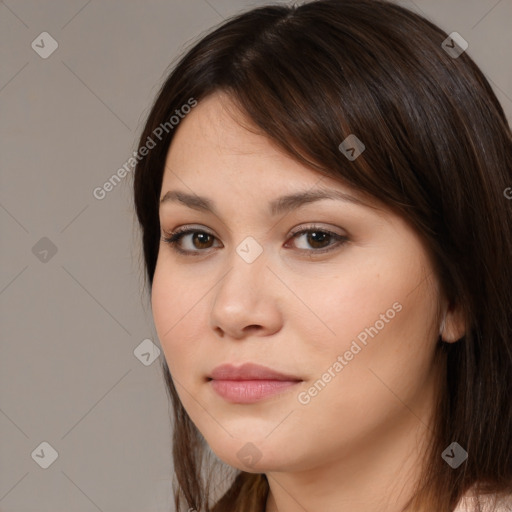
[132,1,512,510]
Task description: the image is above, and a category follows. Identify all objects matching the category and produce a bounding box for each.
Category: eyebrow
[159,188,373,216]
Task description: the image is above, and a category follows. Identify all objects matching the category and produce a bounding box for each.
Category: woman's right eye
[162,228,220,256]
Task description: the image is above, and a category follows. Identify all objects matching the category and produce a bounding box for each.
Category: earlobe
[439,302,466,343]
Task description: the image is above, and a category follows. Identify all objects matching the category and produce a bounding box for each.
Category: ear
[439,300,466,343]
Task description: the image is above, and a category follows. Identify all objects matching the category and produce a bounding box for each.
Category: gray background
[1,0,511,510]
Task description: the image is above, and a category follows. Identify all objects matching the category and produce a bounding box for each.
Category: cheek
[301,269,440,419]
[292,257,404,357]
[288,285,439,461]
[151,261,203,379]
[296,247,440,398]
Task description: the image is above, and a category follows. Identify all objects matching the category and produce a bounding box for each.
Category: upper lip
[208,362,302,381]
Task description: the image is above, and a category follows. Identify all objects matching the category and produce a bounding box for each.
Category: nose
[209,246,283,340]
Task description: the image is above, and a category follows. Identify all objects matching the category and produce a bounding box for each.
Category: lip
[208,363,302,404]
[209,362,301,381]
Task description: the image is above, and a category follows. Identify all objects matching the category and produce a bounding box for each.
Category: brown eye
[162,228,220,255]
[287,226,348,254]
[301,231,331,249]
[189,232,214,249]
[162,225,348,256]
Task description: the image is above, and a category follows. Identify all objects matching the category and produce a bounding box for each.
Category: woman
[132,0,512,510]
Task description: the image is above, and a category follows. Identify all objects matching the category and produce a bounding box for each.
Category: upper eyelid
[162,225,348,251]
[158,201,364,237]
[163,223,346,238]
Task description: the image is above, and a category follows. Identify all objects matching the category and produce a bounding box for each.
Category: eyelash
[161,225,348,256]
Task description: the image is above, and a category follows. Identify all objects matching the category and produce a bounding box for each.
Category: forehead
[162,94,350,198]
[159,92,387,219]
[163,93,305,179]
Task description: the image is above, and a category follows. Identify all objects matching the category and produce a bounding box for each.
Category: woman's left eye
[161,225,348,256]
[287,227,348,253]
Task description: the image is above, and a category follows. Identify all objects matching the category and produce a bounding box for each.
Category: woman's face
[151,91,447,474]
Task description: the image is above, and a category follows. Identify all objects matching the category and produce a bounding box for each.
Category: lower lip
[209,379,300,403]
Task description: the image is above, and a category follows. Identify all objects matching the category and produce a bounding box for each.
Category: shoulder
[453,491,512,512]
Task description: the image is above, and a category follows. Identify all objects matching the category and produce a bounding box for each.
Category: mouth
[207,362,303,404]
[209,379,301,403]
[208,362,302,381]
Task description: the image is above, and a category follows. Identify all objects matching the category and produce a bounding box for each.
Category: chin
[205,436,303,473]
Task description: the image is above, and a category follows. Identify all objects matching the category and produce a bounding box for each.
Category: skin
[151,91,465,512]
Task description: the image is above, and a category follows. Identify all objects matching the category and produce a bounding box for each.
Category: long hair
[132,1,512,510]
